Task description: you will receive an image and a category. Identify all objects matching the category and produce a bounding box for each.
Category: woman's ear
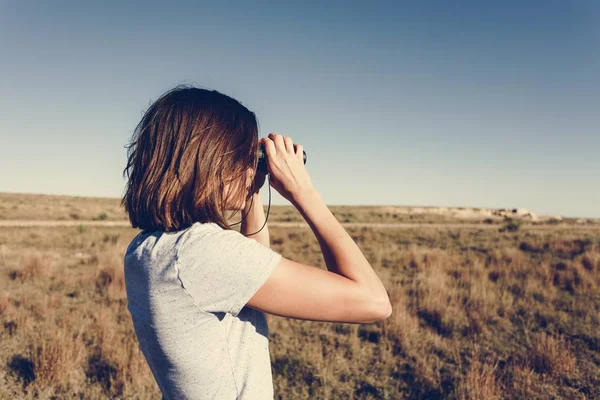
[246,167,254,189]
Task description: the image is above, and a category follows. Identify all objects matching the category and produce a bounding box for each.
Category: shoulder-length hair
[121,85,259,232]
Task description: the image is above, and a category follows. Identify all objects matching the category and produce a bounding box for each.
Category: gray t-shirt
[124,221,283,399]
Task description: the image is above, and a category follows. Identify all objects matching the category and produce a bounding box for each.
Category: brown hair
[121,85,259,232]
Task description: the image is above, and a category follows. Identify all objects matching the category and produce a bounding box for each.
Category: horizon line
[1,190,598,221]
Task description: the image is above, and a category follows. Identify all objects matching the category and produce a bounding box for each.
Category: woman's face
[223,168,254,210]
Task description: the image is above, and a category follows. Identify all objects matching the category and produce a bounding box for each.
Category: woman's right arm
[246,134,392,324]
[247,188,392,324]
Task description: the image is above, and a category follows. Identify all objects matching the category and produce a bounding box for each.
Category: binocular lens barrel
[257,142,306,173]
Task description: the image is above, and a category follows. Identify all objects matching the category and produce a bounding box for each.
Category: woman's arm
[241,192,271,248]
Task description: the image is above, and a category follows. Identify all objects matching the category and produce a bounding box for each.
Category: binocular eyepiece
[257,142,307,174]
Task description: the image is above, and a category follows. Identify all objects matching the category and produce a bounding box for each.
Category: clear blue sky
[1,1,598,218]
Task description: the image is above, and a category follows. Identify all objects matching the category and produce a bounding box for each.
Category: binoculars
[257,142,307,174]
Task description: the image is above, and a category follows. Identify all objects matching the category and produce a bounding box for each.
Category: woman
[122,85,392,399]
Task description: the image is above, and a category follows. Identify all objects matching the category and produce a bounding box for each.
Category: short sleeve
[176,224,283,317]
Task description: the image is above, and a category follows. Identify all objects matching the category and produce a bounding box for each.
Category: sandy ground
[0,220,598,230]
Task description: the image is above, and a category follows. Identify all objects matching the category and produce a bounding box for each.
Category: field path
[0,220,598,230]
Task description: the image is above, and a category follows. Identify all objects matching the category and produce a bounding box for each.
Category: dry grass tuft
[505,362,537,397]
[0,294,9,314]
[456,345,503,400]
[9,253,53,282]
[94,247,126,302]
[27,318,87,389]
[528,330,578,379]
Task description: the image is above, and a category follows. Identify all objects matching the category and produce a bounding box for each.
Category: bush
[500,219,521,232]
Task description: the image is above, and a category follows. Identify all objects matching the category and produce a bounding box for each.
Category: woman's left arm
[241,192,271,248]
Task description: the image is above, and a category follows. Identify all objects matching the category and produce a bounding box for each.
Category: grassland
[1,193,599,399]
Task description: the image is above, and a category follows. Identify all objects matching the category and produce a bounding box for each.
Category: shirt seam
[228,250,282,317]
[173,224,205,311]
[173,223,241,396]
[223,319,241,398]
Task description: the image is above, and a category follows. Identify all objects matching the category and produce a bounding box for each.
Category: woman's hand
[262,133,315,204]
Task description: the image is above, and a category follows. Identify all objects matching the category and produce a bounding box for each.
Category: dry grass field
[1,193,599,399]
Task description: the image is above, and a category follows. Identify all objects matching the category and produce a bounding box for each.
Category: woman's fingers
[266,133,302,163]
[294,143,304,161]
[264,137,276,157]
[283,136,294,153]
[268,133,286,153]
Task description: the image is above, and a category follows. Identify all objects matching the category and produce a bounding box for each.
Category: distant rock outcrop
[491,208,538,221]
[378,205,567,222]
